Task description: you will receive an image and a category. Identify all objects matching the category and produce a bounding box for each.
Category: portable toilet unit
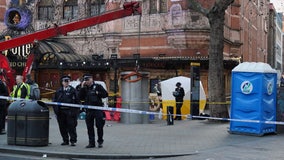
[229,62,277,136]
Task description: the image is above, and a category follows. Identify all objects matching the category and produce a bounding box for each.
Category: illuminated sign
[9,44,32,58]
[10,62,27,67]
[3,36,32,58]
[2,36,32,69]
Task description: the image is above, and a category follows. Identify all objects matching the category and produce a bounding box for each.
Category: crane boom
[0,2,141,51]
[0,2,141,91]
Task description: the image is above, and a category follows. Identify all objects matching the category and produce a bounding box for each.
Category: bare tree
[188,0,234,118]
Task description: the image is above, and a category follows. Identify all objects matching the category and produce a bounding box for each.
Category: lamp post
[190,62,200,119]
[59,61,64,77]
[111,54,118,108]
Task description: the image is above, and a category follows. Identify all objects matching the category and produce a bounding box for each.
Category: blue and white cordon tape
[1,96,284,125]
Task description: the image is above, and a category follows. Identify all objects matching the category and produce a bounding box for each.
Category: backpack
[29,83,40,100]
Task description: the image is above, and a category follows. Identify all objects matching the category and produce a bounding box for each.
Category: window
[150,0,158,14]
[38,0,54,20]
[63,0,78,20]
[91,0,105,16]
[160,0,167,13]
[150,0,168,14]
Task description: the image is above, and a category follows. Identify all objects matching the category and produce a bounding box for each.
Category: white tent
[160,76,206,119]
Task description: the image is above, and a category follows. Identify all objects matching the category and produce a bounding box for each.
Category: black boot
[86,143,96,148]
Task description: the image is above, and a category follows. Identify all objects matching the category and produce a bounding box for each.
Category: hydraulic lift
[0,2,141,91]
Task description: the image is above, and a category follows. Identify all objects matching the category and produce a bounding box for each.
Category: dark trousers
[56,109,78,143]
[0,102,7,131]
[175,102,183,120]
[85,110,105,145]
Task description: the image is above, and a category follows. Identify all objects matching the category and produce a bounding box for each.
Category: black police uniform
[53,82,80,146]
[0,80,8,134]
[79,81,108,148]
[173,82,185,120]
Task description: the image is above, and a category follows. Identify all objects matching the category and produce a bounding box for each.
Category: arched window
[91,0,105,16]
[38,0,54,20]
[63,0,78,20]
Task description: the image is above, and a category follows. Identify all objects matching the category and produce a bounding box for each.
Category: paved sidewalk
[0,109,284,159]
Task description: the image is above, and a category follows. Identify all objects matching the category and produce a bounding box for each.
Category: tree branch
[215,0,235,12]
[188,0,209,17]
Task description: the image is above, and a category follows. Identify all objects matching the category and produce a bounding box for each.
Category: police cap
[83,73,93,81]
[61,75,71,82]
[176,82,181,87]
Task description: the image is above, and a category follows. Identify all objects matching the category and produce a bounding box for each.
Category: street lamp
[111,54,118,108]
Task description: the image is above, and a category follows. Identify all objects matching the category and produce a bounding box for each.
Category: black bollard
[167,106,174,125]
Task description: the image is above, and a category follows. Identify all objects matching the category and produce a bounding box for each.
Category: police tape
[39,87,56,96]
[0,96,160,116]
[40,91,56,96]
[109,101,230,105]
[188,115,284,125]
[1,96,283,125]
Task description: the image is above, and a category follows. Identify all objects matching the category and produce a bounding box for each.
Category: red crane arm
[0,2,141,51]
[0,54,15,92]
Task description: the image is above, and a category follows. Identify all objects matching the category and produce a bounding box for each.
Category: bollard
[167,106,174,125]
[149,114,155,121]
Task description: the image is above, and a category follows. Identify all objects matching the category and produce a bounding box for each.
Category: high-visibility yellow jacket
[10,83,30,99]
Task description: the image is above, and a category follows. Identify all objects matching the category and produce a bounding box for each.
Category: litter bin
[229,62,277,136]
[7,100,49,146]
[167,106,174,125]
[120,71,149,124]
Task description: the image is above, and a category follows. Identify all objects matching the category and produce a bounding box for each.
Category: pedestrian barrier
[104,111,112,120]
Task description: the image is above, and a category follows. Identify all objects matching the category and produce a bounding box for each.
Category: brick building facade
[0,0,7,31]
[0,0,278,99]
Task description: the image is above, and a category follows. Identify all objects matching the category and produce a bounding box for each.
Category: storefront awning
[37,40,94,69]
[36,40,240,70]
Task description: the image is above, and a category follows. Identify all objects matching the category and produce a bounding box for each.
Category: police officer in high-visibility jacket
[78,74,108,148]
[10,75,29,99]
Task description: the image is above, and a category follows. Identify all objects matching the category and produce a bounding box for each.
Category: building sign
[9,61,27,68]
[2,36,32,69]
[9,44,32,58]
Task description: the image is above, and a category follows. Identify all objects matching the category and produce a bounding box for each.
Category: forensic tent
[160,76,206,120]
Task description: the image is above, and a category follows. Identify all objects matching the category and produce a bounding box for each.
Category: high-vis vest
[11,83,30,99]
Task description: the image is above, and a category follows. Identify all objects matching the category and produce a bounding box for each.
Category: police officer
[0,79,8,134]
[79,74,108,148]
[173,82,185,120]
[10,75,29,99]
[53,75,80,146]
